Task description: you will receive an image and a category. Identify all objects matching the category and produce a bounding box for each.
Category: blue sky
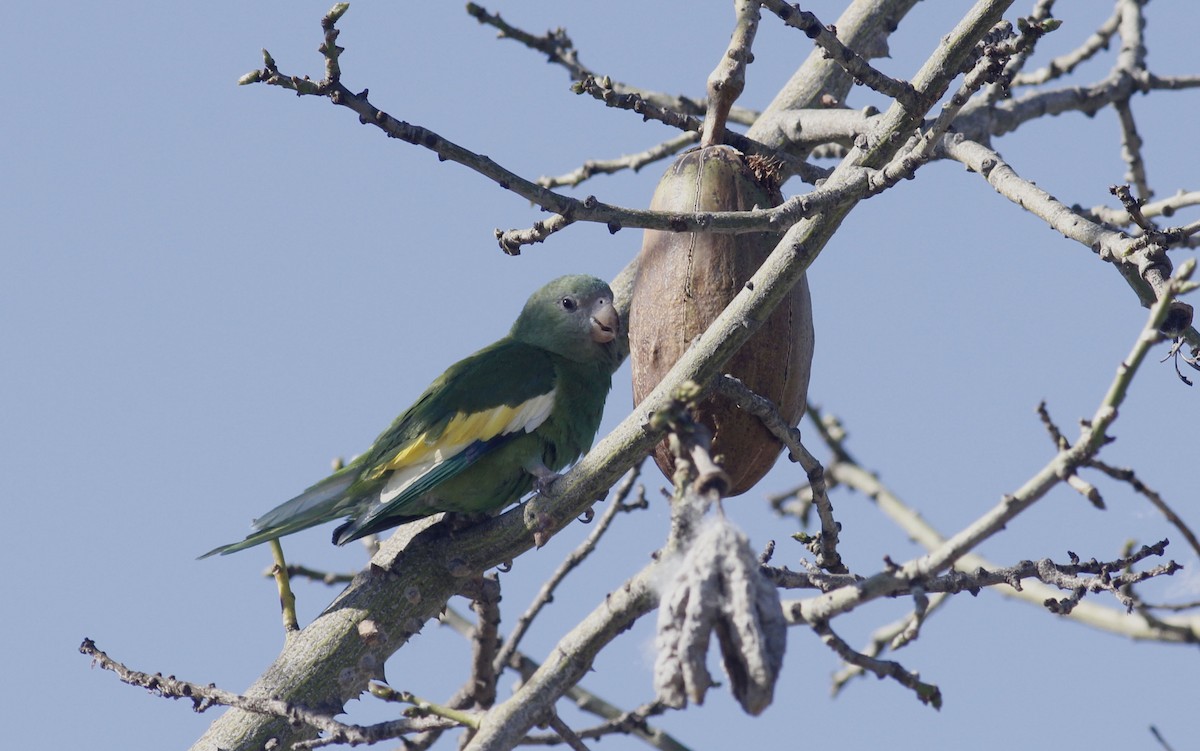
[5,2,1198,749]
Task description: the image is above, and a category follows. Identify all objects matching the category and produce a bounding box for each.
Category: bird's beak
[590,300,619,344]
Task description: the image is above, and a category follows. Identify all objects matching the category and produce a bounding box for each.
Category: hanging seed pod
[653,515,787,715]
[630,145,814,495]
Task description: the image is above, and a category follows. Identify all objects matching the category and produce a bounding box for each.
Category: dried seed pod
[653,515,786,715]
[630,145,814,495]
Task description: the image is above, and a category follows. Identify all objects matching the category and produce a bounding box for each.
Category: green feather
[201,275,620,558]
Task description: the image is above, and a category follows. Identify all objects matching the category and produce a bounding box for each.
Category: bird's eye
[560,297,577,311]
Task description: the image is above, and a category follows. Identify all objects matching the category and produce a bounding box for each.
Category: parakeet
[201,275,621,558]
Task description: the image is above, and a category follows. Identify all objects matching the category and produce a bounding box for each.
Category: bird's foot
[524,460,564,547]
[534,471,563,496]
[526,461,563,497]
[446,510,492,531]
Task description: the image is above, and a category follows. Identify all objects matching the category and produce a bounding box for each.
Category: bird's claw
[533,470,563,496]
[525,462,563,546]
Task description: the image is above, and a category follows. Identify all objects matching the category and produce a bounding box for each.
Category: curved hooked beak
[589,299,619,344]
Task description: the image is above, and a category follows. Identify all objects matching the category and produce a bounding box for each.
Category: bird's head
[511,275,622,365]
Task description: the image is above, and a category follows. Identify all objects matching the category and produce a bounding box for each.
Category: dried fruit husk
[630,145,814,495]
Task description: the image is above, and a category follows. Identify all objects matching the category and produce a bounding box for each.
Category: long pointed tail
[198,468,358,558]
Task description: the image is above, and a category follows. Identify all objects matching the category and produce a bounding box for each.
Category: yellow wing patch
[371,390,556,478]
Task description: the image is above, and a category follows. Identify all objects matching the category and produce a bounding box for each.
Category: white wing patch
[379,459,440,506]
[376,389,557,505]
[502,391,556,435]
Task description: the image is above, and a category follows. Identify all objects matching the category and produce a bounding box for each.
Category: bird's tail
[198,467,359,558]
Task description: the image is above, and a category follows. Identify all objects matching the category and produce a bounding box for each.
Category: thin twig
[1115,98,1152,202]
[981,0,1058,104]
[546,714,592,751]
[274,564,355,586]
[1012,6,1121,86]
[1083,190,1200,227]
[369,683,482,728]
[713,375,845,574]
[774,545,1179,606]
[831,591,951,694]
[268,538,300,633]
[464,3,759,126]
[811,620,942,707]
[1036,402,1105,508]
[1145,73,1200,92]
[570,74,828,185]
[761,0,921,109]
[762,563,860,592]
[496,213,576,255]
[537,132,700,189]
[517,703,680,748]
[1140,600,1200,613]
[494,464,644,674]
[1087,459,1200,559]
[1149,724,1177,751]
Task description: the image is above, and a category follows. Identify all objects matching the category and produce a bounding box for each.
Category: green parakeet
[201,275,621,558]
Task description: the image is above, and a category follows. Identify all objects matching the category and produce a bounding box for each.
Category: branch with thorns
[79,638,456,747]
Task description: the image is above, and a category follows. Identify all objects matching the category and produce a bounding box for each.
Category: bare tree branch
[812,619,942,707]
[939,136,1197,344]
[439,608,691,751]
[1011,5,1121,86]
[494,465,643,673]
[831,591,951,695]
[760,0,921,109]
[700,0,762,148]
[465,563,661,751]
[713,375,845,574]
[1084,190,1200,228]
[788,263,1198,630]
[537,132,700,189]
[464,3,759,126]
[1087,459,1200,559]
[79,638,455,745]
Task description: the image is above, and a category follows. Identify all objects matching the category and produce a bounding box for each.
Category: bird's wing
[332,340,557,542]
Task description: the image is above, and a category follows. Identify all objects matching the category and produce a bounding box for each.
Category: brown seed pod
[629,145,814,496]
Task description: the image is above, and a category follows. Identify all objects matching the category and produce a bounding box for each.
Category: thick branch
[441,609,689,751]
[700,0,761,147]
[466,564,661,751]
